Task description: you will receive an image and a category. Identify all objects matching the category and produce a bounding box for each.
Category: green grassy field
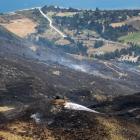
[119,32,140,44]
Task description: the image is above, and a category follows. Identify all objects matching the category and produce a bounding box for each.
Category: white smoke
[70,64,87,73]
[30,113,41,124]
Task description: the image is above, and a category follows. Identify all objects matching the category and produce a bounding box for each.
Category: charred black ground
[0,6,140,140]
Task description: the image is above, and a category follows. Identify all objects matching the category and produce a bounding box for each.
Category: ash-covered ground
[0,53,140,139]
[0,11,140,139]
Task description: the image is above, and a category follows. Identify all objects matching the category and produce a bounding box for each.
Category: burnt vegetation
[0,5,140,140]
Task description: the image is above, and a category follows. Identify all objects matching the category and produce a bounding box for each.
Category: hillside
[1,6,140,63]
[0,56,140,140]
[0,6,140,140]
[0,25,21,42]
[37,6,140,62]
[0,25,26,56]
[119,32,140,44]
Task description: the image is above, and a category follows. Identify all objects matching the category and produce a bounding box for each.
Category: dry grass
[63,29,76,37]
[110,22,126,28]
[55,38,71,45]
[0,121,55,140]
[97,117,126,140]
[0,116,140,140]
[97,116,140,140]
[47,12,77,18]
[0,18,37,38]
[69,54,88,60]
[0,131,33,140]
[87,43,126,56]
[56,12,77,17]
[42,29,60,40]
[127,16,140,22]
[93,94,108,102]
[119,32,140,44]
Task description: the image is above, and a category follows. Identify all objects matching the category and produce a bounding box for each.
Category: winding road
[38,8,128,48]
[11,7,128,48]
[38,8,67,38]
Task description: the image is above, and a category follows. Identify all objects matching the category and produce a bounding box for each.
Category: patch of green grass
[119,32,140,44]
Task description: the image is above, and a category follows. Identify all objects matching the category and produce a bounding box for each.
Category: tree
[94,40,104,48]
